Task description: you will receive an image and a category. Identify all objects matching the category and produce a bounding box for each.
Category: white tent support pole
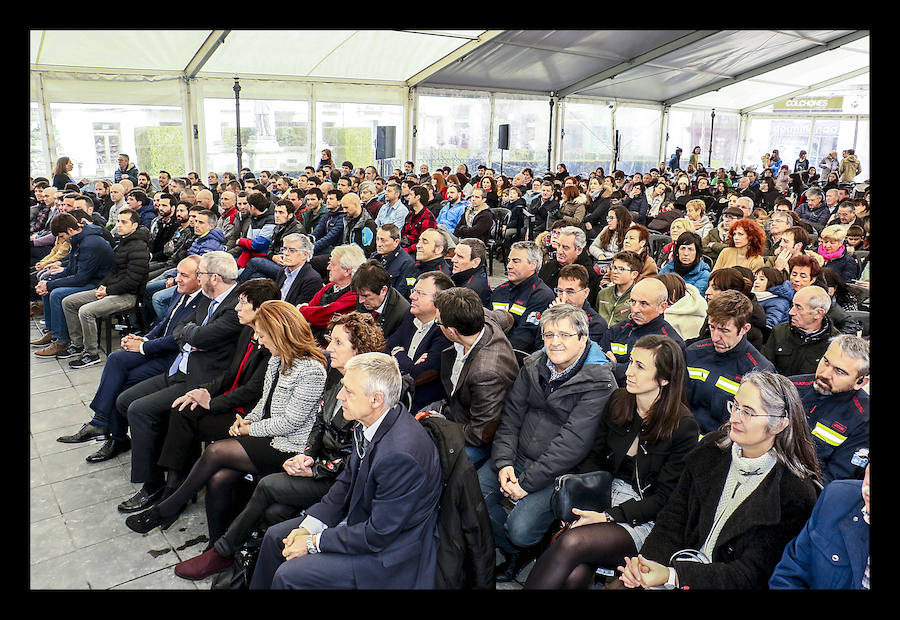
[853,115,859,150]
[309,85,317,166]
[663,30,869,107]
[406,30,505,88]
[35,73,56,169]
[407,87,417,166]
[487,92,496,169]
[550,95,562,173]
[556,30,722,98]
[184,30,230,80]
[659,106,670,168]
[180,78,196,176]
[737,112,749,169]
[808,117,816,161]
[740,66,869,114]
[193,80,208,176]
[557,99,566,168]
[610,103,618,172]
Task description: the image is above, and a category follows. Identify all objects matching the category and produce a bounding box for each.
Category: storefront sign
[774,96,844,112]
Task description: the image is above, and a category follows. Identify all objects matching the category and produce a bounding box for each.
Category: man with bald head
[599,277,686,384]
[195,189,216,214]
[763,285,839,377]
[107,183,127,229]
[215,190,238,238]
[340,192,377,256]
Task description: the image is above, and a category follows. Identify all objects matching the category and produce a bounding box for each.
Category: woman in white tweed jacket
[125,300,327,534]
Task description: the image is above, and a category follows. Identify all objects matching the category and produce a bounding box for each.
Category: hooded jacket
[46,225,113,292]
[547,194,587,229]
[839,155,861,183]
[267,217,303,260]
[436,199,468,231]
[663,283,708,340]
[100,226,150,296]
[188,226,227,256]
[660,258,711,296]
[756,280,794,327]
[491,341,617,493]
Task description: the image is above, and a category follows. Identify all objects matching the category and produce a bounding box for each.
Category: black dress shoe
[124,506,180,534]
[57,422,108,444]
[85,438,131,463]
[117,486,165,513]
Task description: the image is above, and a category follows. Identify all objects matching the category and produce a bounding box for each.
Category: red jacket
[299,283,358,328]
[402,207,437,254]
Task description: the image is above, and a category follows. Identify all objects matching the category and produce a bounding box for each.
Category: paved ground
[29,260,530,590]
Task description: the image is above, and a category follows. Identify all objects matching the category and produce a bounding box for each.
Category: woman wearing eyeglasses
[525,335,698,589]
[171,312,389,580]
[616,370,820,589]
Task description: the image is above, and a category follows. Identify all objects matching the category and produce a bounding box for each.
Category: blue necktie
[168,298,218,376]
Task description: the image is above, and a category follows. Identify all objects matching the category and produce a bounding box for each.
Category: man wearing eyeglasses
[536,264,607,350]
[483,303,615,582]
[685,290,775,435]
[270,233,322,306]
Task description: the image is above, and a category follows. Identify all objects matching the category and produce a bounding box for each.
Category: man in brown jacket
[428,287,519,469]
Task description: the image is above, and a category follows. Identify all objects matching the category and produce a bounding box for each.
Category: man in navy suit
[770,464,870,589]
[58,256,204,463]
[250,352,442,589]
[272,233,322,305]
[385,270,453,413]
[115,251,244,514]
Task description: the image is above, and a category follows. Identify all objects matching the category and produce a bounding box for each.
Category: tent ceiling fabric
[30,29,867,112]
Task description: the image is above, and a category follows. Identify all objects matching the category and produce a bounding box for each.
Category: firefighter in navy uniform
[490,241,555,353]
[790,335,870,484]
[685,291,775,435]
[599,278,685,385]
[370,223,417,298]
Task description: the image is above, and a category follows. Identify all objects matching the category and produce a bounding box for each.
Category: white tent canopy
[30,29,869,177]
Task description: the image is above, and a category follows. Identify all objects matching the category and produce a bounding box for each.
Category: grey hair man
[763,285,839,377]
[490,240,555,352]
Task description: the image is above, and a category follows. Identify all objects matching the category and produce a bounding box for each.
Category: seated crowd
[28,149,870,589]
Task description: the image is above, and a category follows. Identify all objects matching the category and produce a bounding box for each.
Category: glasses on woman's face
[727,400,786,420]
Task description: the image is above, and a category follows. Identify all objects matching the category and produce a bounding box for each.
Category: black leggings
[157,438,258,544]
[524,522,638,590]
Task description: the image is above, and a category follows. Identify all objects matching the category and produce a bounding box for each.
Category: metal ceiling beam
[406,30,505,87]
[663,30,869,106]
[555,30,722,98]
[184,29,230,80]
[489,37,625,61]
[740,66,869,114]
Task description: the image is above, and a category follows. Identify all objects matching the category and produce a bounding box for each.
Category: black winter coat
[761,317,839,377]
[640,431,818,589]
[100,226,150,296]
[419,414,494,589]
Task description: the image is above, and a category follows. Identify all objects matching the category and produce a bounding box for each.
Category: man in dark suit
[430,287,519,469]
[59,256,204,463]
[250,352,442,589]
[385,271,454,413]
[115,251,244,514]
[272,233,322,305]
[351,260,409,340]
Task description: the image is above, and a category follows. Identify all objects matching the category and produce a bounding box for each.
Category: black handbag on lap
[549,470,614,523]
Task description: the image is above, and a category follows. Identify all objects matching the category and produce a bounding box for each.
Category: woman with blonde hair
[816,225,858,283]
[125,301,328,534]
[658,217,695,265]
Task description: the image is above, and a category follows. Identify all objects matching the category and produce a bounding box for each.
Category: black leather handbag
[550,470,614,523]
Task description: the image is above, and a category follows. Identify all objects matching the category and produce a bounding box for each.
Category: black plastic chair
[700,255,714,270]
[846,310,869,338]
[648,234,671,265]
[513,348,530,368]
[486,207,511,276]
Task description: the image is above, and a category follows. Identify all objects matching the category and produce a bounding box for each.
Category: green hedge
[321,127,372,168]
[134,126,185,177]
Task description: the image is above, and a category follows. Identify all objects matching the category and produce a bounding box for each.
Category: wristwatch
[306,535,319,555]
[603,512,615,523]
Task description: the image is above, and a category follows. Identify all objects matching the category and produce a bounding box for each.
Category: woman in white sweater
[125,300,327,533]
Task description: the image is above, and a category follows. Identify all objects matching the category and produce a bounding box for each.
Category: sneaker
[68,352,101,369]
[30,331,53,347]
[55,344,84,359]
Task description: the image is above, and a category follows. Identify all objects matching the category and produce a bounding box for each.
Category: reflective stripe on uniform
[492,302,510,312]
[509,303,526,315]
[811,421,848,447]
[610,342,628,355]
[715,376,740,395]
[405,277,416,285]
[688,367,710,381]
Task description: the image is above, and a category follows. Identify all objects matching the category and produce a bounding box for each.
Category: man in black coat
[147,193,180,262]
[450,238,492,307]
[351,260,410,341]
[115,251,244,514]
[370,223,418,297]
[273,233,323,306]
[538,226,600,308]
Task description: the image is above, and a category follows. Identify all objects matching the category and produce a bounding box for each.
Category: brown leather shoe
[34,341,66,357]
[30,331,54,347]
[30,302,44,317]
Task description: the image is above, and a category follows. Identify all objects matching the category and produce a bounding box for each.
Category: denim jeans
[238,257,282,283]
[151,286,177,323]
[42,284,95,344]
[465,444,492,471]
[477,461,556,555]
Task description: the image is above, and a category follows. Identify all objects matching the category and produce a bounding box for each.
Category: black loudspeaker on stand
[498,124,510,175]
[376,126,396,177]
